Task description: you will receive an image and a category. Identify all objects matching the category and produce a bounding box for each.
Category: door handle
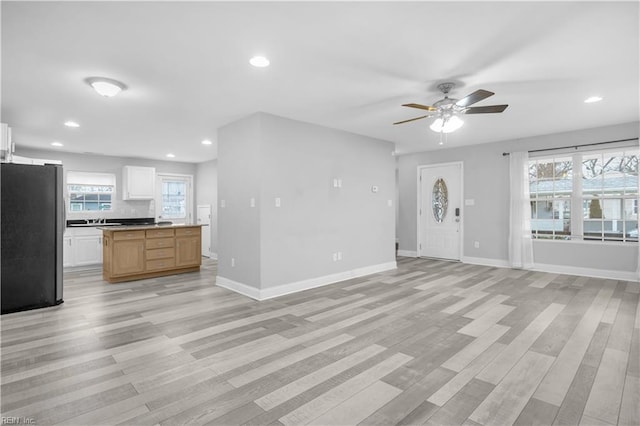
[455,207,460,223]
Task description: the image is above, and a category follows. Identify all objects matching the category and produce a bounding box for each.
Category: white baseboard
[397,250,418,257]
[461,256,510,269]
[216,261,397,301]
[531,263,639,282]
[215,276,261,300]
[460,256,638,282]
[209,252,218,260]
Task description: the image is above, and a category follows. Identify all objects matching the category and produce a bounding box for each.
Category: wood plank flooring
[1,257,639,425]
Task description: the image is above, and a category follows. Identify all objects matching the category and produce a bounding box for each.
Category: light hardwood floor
[1,257,639,425]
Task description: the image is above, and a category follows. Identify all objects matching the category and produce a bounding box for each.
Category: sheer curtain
[508,151,534,269]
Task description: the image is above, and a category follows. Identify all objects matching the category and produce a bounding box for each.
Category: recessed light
[166,153,175,158]
[85,77,127,97]
[584,96,603,103]
[64,121,80,128]
[51,142,64,147]
[249,56,270,68]
[201,139,213,145]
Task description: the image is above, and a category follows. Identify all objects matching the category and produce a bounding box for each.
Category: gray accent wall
[397,121,639,275]
[218,112,396,292]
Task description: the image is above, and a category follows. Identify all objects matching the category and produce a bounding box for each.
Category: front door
[419,162,462,260]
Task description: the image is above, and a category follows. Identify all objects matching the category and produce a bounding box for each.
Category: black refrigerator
[1,162,64,314]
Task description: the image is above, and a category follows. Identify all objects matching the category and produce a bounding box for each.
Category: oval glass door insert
[432,178,448,223]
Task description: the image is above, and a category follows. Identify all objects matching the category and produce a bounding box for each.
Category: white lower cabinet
[64,228,103,267]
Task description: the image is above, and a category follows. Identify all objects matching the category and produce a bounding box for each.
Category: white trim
[397,250,418,257]
[461,256,510,269]
[216,261,397,301]
[215,276,261,299]
[209,252,218,260]
[459,255,638,282]
[416,161,464,261]
[531,263,638,282]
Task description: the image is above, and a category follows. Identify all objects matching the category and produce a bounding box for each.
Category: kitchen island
[101,224,203,283]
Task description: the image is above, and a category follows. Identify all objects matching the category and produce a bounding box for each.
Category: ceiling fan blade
[456,89,494,107]
[463,104,509,114]
[393,115,430,125]
[402,103,438,112]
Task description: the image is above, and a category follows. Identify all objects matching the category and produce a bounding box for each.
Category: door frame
[416,161,464,259]
[155,173,194,224]
[197,204,211,258]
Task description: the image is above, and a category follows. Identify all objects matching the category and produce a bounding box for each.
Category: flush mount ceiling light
[584,96,603,103]
[201,139,213,145]
[249,56,270,68]
[64,121,80,128]
[85,77,127,97]
[51,141,64,147]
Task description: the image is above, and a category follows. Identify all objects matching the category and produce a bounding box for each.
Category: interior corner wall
[217,112,396,298]
[195,159,218,257]
[397,121,639,278]
[217,114,262,289]
[258,113,396,290]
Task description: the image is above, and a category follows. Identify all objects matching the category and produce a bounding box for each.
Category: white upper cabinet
[122,166,155,200]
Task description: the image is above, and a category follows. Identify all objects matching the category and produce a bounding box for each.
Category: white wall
[397,121,639,279]
[16,147,197,220]
[196,159,218,258]
[217,112,396,299]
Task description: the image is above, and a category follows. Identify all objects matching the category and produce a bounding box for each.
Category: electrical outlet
[337,251,342,261]
[250,197,255,207]
[333,178,338,188]
[387,199,393,207]
[474,241,480,249]
[332,253,338,262]
[231,258,235,267]
[275,197,281,207]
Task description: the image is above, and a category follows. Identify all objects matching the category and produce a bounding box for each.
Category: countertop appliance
[1,162,64,314]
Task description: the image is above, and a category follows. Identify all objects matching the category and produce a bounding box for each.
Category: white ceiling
[2,1,638,163]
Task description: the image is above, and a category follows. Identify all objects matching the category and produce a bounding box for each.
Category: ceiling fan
[394,82,508,133]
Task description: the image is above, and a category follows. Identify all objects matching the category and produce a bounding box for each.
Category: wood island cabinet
[102,225,202,283]
[176,227,201,267]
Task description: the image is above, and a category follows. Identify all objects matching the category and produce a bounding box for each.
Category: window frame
[528,147,638,244]
[66,171,117,214]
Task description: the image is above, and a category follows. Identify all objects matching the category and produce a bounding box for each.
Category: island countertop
[99,224,203,231]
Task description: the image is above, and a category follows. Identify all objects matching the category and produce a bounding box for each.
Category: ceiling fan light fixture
[86,77,126,97]
[430,115,464,133]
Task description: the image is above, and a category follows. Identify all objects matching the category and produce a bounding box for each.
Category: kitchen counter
[98,223,202,231]
[101,225,203,283]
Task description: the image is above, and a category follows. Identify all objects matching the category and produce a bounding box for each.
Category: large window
[67,172,116,212]
[529,156,572,239]
[529,148,638,243]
